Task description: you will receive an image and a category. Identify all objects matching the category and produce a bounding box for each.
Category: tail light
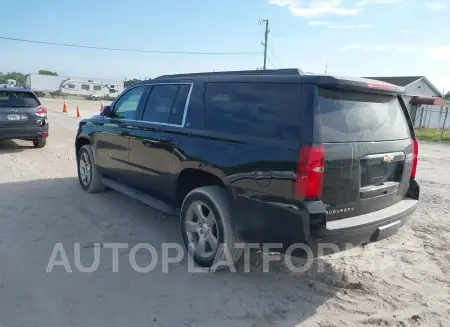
[295,145,325,200]
[411,138,418,179]
[36,106,47,117]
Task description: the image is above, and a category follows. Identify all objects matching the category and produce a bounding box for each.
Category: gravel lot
[0,98,449,327]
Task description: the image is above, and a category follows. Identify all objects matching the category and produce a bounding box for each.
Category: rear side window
[318,88,410,142]
[141,84,190,125]
[205,82,300,140]
[0,91,40,107]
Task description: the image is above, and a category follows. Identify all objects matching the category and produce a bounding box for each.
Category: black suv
[75,69,420,267]
[0,87,48,148]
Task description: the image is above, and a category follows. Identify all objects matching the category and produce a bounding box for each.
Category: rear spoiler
[304,75,405,95]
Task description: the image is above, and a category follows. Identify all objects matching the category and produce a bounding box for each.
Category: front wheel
[180,186,243,270]
[77,144,105,193]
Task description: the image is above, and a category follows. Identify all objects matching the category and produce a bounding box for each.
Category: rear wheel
[77,144,105,193]
[180,186,243,270]
[33,138,46,148]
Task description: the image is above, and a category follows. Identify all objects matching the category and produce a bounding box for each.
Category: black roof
[364,76,423,87]
[133,69,404,95]
[155,68,304,79]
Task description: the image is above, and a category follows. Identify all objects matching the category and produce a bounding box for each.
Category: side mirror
[101,105,112,117]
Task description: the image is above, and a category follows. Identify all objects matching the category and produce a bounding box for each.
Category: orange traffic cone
[100,100,104,111]
[76,105,81,118]
[62,99,68,113]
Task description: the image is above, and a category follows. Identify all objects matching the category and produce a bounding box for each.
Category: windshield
[0,91,40,107]
[318,88,411,142]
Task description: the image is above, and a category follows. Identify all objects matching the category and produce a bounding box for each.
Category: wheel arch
[175,166,232,208]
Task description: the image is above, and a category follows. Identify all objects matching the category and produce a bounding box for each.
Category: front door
[128,83,191,202]
[94,85,148,182]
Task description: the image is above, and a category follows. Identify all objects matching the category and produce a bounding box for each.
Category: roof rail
[155,68,303,79]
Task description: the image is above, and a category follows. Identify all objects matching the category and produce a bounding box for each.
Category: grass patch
[415,128,450,142]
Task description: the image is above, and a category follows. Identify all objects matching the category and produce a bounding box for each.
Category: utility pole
[259,19,269,70]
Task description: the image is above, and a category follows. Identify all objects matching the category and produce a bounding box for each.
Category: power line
[0,36,261,56]
[269,45,282,68]
[267,56,277,69]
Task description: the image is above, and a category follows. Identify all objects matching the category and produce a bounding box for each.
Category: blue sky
[1,0,449,92]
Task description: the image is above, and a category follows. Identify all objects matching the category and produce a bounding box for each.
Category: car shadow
[0,177,346,327]
[0,139,34,153]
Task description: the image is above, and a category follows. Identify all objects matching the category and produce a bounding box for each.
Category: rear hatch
[313,80,415,221]
[0,90,42,127]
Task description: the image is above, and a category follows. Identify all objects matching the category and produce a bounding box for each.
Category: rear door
[314,86,415,221]
[0,90,41,127]
[128,83,192,201]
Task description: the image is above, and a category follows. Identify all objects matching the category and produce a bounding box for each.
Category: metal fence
[409,106,450,142]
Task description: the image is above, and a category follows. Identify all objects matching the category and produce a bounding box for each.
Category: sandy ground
[0,98,449,327]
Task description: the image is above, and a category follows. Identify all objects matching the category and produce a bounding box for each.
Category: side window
[169,84,190,125]
[141,84,190,125]
[205,82,300,140]
[113,86,147,120]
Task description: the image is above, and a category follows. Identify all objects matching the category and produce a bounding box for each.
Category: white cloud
[426,2,447,10]
[340,43,361,51]
[270,0,362,17]
[426,45,450,61]
[357,0,404,5]
[328,23,373,29]
[270,0,406,17]
[365,45,390,51]
[394,45,416,53]
[308,20,332,25]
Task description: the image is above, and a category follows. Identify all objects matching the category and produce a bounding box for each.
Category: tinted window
[318,88,410,142]
[81,84,90,91]
[169,84,190,125]
[0,91,40,107]
[68,84,76,89]
[113,86,146,119]
[93,85,102,91]
[205,82,300,140]
[141,84,190,125]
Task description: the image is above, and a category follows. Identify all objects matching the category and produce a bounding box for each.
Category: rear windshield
[0,91,40,108]
[317,88,410,142]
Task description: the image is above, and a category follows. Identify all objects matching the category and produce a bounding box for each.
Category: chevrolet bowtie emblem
[383,154,394,163]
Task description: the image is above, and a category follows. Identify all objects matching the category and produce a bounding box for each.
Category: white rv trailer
[26,74,124,99]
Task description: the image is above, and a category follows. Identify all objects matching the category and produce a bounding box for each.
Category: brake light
[295,145,325,200]
[42,132,49,137]
[36,106,47,117]
[411,138,418,179]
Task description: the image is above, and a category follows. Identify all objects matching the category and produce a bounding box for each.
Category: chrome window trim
[115,82,193,127]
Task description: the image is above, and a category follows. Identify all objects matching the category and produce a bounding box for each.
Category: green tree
[38,70,58,76]
[0,72,27,86]
[124,78,142,88]
[445,91,450,100]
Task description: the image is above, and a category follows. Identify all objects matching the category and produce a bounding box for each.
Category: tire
[180,186,244,270]
[33,138,46,148]
[77,144,105,193]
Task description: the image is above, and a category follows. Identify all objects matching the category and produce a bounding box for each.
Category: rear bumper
[0,124,48,140]
[230,184,419,255]
[318,198,417,248]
